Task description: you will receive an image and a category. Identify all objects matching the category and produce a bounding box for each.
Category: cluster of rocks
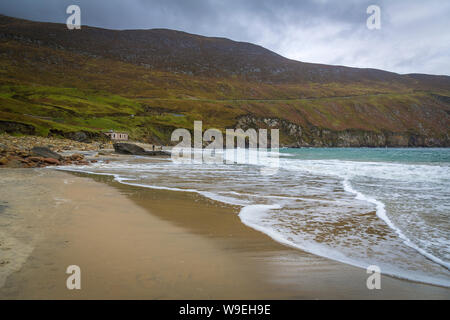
[0,134,102,168]
[0,146,94,168]
[0,134,169,169]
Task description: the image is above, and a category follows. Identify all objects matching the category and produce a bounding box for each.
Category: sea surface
[60,148,450,287]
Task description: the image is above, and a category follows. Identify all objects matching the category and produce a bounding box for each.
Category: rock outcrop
[31,146,63,160]
[113,143,170,156]
[48,129,108,143]
[0,121,35,135]
[235,115,450,148]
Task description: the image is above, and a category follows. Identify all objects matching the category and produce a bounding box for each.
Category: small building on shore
[104,130,129,141]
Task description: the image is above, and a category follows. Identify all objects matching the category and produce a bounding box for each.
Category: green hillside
[0,15,449,146]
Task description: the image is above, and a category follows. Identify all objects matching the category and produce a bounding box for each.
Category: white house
[104,130,129,141]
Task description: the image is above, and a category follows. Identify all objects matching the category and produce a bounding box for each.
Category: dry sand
[0,168,449,299]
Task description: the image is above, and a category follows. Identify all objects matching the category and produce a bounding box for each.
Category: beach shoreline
[0,168,449,299]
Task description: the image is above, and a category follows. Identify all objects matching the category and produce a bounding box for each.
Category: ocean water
[60,148,450,287]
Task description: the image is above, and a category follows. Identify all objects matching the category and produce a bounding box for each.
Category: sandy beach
[1,0,449,303]
[0,167,448,299]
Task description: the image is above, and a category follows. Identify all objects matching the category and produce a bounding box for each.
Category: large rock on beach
[113,143,148,155]
[31,146,63,160]
[113,143,170,156]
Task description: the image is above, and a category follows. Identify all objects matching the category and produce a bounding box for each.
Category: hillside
[0,14,449,146]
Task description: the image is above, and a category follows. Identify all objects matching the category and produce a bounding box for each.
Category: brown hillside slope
[0,15,449,146]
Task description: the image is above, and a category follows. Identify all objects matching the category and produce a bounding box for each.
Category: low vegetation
[0,15,449,146]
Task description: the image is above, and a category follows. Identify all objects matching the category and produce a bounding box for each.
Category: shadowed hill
[2,14,450,87]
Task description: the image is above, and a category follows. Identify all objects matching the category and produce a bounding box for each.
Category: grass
[0,37,449,144]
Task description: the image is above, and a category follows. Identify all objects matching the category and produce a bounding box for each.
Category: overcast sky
[1,0,449,75]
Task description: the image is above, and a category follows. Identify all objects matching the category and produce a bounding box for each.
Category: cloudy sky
[1,0,449,75]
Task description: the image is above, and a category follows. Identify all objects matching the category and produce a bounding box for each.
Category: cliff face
[0,15,449,146]
[235,116,449,148]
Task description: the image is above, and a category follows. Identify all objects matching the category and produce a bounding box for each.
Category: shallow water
[59,148,450,287]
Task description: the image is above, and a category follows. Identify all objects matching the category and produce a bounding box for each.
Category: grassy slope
[0,19,449,145]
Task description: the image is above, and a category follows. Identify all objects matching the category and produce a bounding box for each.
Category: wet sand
[0,168,449,299]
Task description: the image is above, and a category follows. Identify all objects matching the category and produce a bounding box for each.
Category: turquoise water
[281,148,450,164]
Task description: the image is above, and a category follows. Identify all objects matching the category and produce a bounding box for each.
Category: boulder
[113,143,148,155]
[43,158,60,165]
[113,143,170,156]
[31,146,63,160]
[70,153,84,161]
